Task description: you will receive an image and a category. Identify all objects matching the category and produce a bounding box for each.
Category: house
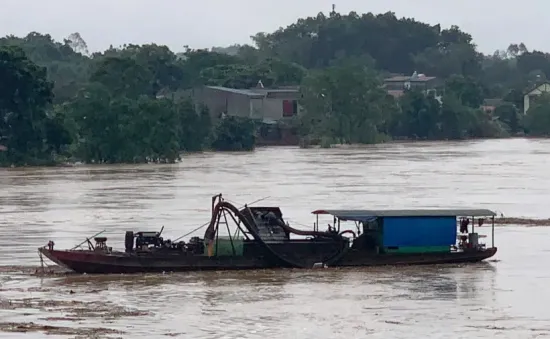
[523,82,550,114]
[383,72,440,99]
[191,85,301,123]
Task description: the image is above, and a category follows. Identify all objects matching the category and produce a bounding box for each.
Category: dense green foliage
[298,58,394,145]
[524,94,550,136]
[248,12,550,145]
[0,45,59,165]
[0,36,258,165]
[2,10,550,165]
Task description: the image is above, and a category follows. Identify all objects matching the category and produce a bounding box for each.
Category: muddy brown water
[1,138,550,338]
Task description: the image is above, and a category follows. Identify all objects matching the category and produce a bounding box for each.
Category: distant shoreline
[491,217,550,226]
[2,136,550,168]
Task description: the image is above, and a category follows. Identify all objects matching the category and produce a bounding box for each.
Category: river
[1,138,549,338]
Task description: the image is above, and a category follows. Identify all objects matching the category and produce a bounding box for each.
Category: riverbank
[0,136,542,168]
[298,135,548,149]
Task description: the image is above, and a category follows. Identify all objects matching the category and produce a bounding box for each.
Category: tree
[480,52,523,98]
[89,56,155,98]
[210,44,242,56]
[395,89,442,139]
[0,32,91,103]
[5,9,550,165]
[199,57,307,89]
[177,101,211,152]
[394,88,505,141]
[507,43,528,58]
[414,42,482,78]
[299,58,393,144]
[180,49,243,88]
[444,74,484,108]
[524,94,550,136]
[211,116,256,151]
[0,45,57,164]
[98,44,186,93]
[252,11,441,73]
[65,32,89,56]
[439,94,475,139]
[494,103,521,133]
[62,83,190,163]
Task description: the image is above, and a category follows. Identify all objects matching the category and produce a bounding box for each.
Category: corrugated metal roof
[205,86,300,97]
[312,209,496,219]
[384,76,436,82]
[206,86,265,98]
[257,88,299,93]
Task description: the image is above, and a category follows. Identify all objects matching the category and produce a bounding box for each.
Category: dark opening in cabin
[282,100,298,117]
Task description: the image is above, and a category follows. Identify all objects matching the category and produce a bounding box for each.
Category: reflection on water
[1,139,550,338]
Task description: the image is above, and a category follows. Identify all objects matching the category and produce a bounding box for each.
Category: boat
[38,194,498,274]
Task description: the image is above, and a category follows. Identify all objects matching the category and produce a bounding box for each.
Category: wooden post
[316,214,319,232]
[492,216,495,248]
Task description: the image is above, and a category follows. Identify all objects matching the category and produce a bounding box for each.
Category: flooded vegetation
[493,217,550,226]
[2,139,550,338]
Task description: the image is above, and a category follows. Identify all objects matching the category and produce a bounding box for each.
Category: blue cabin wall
[382,216,457,247]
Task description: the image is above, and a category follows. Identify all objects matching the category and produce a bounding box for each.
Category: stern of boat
[483,246,498,259]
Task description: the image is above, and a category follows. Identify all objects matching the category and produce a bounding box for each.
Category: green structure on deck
[212,236,244,256]
[385,246,451,254]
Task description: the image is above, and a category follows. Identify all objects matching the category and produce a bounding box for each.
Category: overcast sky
[1,0,547,55]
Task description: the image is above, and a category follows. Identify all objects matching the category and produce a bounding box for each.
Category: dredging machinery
[38,194,497,274]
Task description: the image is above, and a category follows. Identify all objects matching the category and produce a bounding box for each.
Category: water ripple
[1,139,550,338]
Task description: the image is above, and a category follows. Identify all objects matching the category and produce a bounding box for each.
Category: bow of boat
[38,246,75,269]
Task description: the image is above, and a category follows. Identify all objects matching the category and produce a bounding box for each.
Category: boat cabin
[311,208,496,254]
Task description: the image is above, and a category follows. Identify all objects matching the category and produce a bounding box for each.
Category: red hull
[38,247,497,274]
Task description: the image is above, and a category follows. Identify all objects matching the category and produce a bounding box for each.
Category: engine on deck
[240,206,290,241]
[124,229,204,255]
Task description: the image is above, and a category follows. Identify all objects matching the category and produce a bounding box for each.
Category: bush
[211,116,256,151]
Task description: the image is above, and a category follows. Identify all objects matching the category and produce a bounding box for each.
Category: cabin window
[363,219,379,231]
[282,100,298,117]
